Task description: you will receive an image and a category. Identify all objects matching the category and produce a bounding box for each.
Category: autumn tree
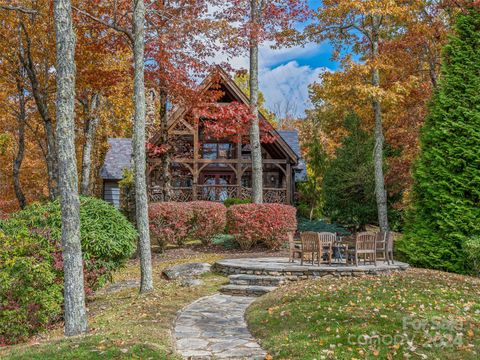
[74,0,153,292]
[54,0,88,335]
[307,1,421,231]
[220,0,308,204]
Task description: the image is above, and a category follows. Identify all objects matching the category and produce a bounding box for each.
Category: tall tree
[307,1,418,231]
[132,0,153,292]
[249,0,263,203]
[17,10,59,199]
[323,113,377,231]
[53,0,88,335]
[79,93,100,195]
[400,7,480,274]
[220,0,307,203]
[74,0,154,293]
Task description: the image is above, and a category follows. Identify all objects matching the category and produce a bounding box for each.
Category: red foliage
[197,101,278,144]
[149,201,227,248]
[227,203,297,250]
[146,142,170,158]
[190,201,227,244]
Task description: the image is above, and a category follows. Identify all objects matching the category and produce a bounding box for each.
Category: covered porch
[148,157,295,204]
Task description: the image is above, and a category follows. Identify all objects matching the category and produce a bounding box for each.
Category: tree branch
[0,5,37,14]
[72,5,134,45]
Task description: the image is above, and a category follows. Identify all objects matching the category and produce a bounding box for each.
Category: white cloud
[210,43,329,118]
[259,61,326,118]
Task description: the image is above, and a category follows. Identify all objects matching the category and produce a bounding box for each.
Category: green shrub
[223,198,251,207]
[0,197,137,288]
[0,231,63,345]
[211,234,239,250]
[297,217,349,235]
[464,237,480,275]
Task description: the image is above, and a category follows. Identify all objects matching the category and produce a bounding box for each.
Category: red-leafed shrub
[190,201,227,244]
[149,202,194,249]
[149,201,227,249]
[227,204,297,250]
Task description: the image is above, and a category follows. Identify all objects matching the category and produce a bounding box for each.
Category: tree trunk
[371,18,389,232]
[53,0,88,336]
[80,93,100,195]
[13,76,27,209]
[19,22,59,199]
[249,0,263,204]
[159,88,171,201]
[133,0,153,293]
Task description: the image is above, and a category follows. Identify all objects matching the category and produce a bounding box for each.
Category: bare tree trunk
[19,22,59,199]
[13,75,27,209]
[133,0,153,293]
[53,0,88,336]
[371,17,389,232]
[80,93,100,195]
[249,0,263,204]
[159,88,170,201]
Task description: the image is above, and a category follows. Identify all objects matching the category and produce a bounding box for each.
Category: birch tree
[221,0,307,203]
[132,0,153,292]
[249,0,263,203]
[53,0,88,335]
[79,93,100,195]
[74,0,154,293]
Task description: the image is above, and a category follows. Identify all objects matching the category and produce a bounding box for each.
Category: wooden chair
[300,232,319,265]
[288,232,302,263]
[376,231,387,263]
[317,232,335,265]
[347,232,377,266]
[376,231,395,264]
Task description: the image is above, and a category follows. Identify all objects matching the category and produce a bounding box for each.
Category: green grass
[247,269,480,359]
[0,253,227,359]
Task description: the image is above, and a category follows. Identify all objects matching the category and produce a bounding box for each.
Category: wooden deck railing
[149,185,287,204]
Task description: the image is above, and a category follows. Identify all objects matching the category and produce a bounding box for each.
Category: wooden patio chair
[288,232,302,263]
[376,231,395,264]
[346,232,377,266]
[300,232,319,265]
[317,232,335,265]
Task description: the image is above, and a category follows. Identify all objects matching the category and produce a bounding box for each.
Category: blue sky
[216,0,339,118]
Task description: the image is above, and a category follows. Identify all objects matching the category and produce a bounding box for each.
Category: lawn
[0,251,227,359]
[247,269,480,360]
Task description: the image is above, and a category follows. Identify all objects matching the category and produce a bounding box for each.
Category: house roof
[100,130,306,181]
[100,138,132,180]
[278,130,307,182]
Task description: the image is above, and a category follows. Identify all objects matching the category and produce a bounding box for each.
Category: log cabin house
[100,68,306,207]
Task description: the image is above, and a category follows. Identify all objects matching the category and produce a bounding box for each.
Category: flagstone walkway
[174,294,266,359]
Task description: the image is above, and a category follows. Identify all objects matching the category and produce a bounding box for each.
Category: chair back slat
[288,232,296,251]
[356,232,376,251]
[376,231,387,250]
[301,231,319,252]
[386,231,394,251]
[318,232,336,247]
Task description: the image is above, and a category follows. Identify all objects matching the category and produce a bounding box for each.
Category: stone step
[220,284,277,297]
[229,274,286,286]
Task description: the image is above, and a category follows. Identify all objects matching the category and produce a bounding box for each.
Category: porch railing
[149,185,287,204]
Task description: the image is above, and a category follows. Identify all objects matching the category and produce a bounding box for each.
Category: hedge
[149,201,227,248]
[227,203,297,250]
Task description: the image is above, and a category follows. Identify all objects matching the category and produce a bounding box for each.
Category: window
[202,143,233,160]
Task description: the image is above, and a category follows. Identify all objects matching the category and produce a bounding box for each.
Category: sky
[212,0,338,118]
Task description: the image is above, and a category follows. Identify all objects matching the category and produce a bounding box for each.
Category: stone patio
[214,257,409,278]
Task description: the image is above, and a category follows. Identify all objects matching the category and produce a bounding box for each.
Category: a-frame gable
[152,66,298,164]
